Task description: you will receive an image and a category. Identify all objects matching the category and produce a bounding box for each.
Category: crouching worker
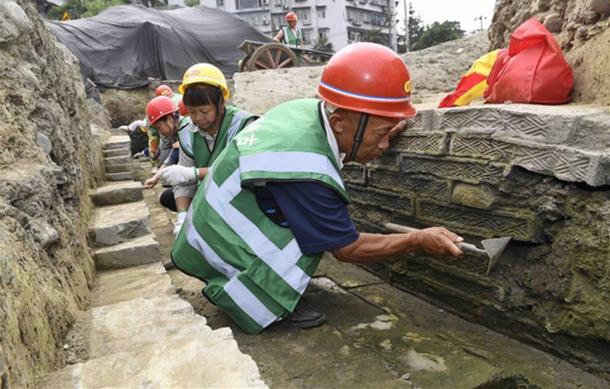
[170,43,464,334]
[143,96,185,198]
[146,63,257,235]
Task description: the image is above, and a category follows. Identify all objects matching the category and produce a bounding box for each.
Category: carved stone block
[348,184,413,216]
[368,168,451,201]
[368,150,400,171]
[341,163,367,185]
[391,131,448,156]
[400,154,508,185]
[416,200,542,242]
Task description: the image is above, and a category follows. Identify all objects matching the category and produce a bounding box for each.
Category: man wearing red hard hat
[273,11,302,47]
[171,43,463,334]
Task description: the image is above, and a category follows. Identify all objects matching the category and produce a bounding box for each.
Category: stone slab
[102,147,130,158]
[91,263,175,307]
[450,133,610,186]
[105,171,133,181]
[104,155,131,166]
[416,199,542,242]
[401,154,508,186]
[89,202,151,247]
[105,163,132,174]
[42,296,266,388]
[94,233,161,269]
[341,163,367,185]
[315,253,385,288]
[348,184,413,216]
[391,131,448,156]
[102,135,130,151]
[368,168,452,201]
[90,181,143,206]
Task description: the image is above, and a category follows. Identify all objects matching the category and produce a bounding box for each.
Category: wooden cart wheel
[246,42,299,71]
[238,57,250,72]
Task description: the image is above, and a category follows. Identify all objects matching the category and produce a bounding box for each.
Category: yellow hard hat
[178,63,230,100]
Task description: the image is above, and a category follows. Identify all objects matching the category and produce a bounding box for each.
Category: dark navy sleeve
[265,182,359,255]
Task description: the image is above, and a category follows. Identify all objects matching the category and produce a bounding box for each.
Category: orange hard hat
[285,12,297,22]
[155,84,174,97]
[316,42,415,118]
[146,96,178,126]
[178,98,188,116]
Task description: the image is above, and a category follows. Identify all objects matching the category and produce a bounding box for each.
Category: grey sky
[396,0,497,34]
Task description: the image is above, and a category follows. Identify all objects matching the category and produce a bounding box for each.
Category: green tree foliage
[184,0,201,6]
[48,0,129,19]
[412,21,465,51]
[312,35,333,53]
[397,2,424,53]
[361,28,387,46]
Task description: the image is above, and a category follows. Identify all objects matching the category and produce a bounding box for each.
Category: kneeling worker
[171,43,464,334]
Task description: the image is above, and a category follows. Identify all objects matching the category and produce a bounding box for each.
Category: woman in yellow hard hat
[153,63,258,246]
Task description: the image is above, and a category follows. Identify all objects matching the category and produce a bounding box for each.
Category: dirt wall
[0,0,106,386]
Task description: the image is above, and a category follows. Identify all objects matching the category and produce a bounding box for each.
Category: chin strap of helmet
[348,113,369,162]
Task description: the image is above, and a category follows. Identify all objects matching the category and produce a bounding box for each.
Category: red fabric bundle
[484,18,573,104]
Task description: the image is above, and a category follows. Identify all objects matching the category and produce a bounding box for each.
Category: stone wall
[489,0,610,105]
[0,0,106,386]
[346,104,610,378]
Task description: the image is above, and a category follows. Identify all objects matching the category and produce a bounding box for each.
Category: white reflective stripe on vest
[239,151,345,191]
[178,127,194,157]
[204,169,311,295]
[184,209,239,279]
[227,111,249,142]
[224,277,278,328]
[185,208,278,327]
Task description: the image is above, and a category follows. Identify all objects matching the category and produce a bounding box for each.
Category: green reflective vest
[177,106,255,168]
[171,99,349,334]
[282,26,302,46]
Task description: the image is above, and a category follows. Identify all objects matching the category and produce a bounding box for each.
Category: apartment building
[200,0,397,51]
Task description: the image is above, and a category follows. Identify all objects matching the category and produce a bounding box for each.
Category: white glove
[158,165,197,186]
[173,211,187,237]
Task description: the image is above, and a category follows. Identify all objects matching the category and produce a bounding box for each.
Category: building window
[316,6,326,19]
[216,0,224,6]
[294,8,310,23]
[301,29,312,44]
[236,0,259,9]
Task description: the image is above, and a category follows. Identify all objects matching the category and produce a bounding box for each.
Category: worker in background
[143,96,188,194]
[170,43,464,334]
[154,84,183,165]
[273,11,302,47]
[149,63,257,244]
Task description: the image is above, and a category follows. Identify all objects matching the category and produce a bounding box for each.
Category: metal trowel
[385,223,511,275]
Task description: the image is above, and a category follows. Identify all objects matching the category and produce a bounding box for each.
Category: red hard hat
[285,12,297,22]
[155,84,174,97]
[316,42,416,118]
[178,98,188,116]
[146,96,178,126]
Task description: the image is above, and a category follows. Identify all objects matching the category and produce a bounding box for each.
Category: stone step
[102,135,130,151]
[90,181,143,206]
[105,163,132,174]
[104,171,134,181]
[93,233,161,269]
[102,147,130,158]
[91,263,175,307]
[88,202,151,247]
[41,296,265,388]
[104,155,131,166]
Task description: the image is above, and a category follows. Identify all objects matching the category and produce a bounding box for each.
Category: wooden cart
[238,40,333,72]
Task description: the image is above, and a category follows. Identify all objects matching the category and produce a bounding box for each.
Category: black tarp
[47,5,271,89]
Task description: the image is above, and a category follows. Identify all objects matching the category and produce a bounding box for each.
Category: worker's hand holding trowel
[408,227,464,257]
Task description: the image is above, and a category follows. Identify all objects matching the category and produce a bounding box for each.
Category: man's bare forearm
[333,232,420,263]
